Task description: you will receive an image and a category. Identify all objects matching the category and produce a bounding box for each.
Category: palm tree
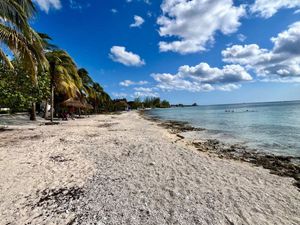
[0,0,48,81]
[0,0,48,120]
[78,68,94,99]
[91,82,111,113]
[46,50,82,122]
[77,68,112,113]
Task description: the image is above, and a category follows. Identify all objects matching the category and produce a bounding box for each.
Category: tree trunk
[30,102,36,121]
[50,85,54,122]
[44,100,49,119]
[94,103,97,114]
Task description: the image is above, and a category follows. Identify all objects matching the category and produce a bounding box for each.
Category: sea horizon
[173,99,300,107]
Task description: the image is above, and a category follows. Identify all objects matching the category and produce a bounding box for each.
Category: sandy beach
[0,111,299,225]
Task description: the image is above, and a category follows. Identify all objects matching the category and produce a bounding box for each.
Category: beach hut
[60,98,86,118]
[84,103,94,110]
[61,98,85,108]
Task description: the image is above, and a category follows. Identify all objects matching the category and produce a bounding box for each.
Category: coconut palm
[91,82,111,113]
[77,68,94,99]
[1,0,48,120]
[46,50,82,122]
[77,68,111,113]
[0,0,48,82]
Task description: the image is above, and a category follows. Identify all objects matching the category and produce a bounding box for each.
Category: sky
[31,0,300,105]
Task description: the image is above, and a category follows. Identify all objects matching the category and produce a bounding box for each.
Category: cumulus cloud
[222,21,300,81]
[130,15,145,28]
[119,80,148,87]
[250,0,300,18]
[151,62,252,92]
[157,0,246,54]
[133,87,159,98]
[109,46,145,67]
[33,0,61,13]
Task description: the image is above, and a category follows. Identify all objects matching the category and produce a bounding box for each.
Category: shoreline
[140,110,300,189]
[0,111,299,224]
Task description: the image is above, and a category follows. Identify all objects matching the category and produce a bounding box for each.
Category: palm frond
[0,0,33,36]
[0,47,13,69]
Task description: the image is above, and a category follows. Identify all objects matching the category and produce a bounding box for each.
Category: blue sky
[31,0,300,105]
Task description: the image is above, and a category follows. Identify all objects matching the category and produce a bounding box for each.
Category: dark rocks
[139,111,205,134]
[159,120,205,134]
[192,139,300,190]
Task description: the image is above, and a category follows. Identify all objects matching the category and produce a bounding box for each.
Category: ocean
[147,101,300,157]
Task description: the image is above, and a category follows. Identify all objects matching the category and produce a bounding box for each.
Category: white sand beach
[0,111,299,225]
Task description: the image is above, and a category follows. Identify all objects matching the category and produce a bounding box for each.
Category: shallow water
[148,101,300,157]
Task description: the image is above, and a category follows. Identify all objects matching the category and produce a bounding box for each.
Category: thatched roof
[61,98,85,108]
[84,103,94,110]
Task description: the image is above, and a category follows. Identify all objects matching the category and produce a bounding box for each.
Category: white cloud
[126,0,151,4]
[272,22,300,55]
[134,87,153,92]
[130,15,145,28]
[112,92,128,98]
[222,21,300,81]
[222,44,270,65]
[69,0,90,10]
[157,0,246,54]
[251,0,300,18]
[216,83,241,91]
[237,34,247,42]
[133,87,159,98]
[33,0,61,13]
[119,80,148,87]
[144,0,151,5]
[111,8,118,14]
[109,46,145,67]
[151,62,252,92]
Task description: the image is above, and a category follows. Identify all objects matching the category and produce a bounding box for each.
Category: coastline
[140,110,300,189]
[0,111,299,224]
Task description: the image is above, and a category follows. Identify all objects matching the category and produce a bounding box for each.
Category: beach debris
[45,122,60,126]
[176,134,185,140]
[30,186,84,215]
[0,125,10,132]
[50,155,72,163]
[98,123,118,128]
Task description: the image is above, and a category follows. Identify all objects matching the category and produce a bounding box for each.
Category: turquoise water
[148,101,300,157]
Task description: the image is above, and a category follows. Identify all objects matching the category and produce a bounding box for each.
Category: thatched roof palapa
[84,103,94,110]
[61,98,85,108]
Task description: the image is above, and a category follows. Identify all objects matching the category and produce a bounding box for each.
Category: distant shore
[0,111,299,224]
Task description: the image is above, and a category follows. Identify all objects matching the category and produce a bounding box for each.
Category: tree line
[0,0,112,120]
[113,97,171,111]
